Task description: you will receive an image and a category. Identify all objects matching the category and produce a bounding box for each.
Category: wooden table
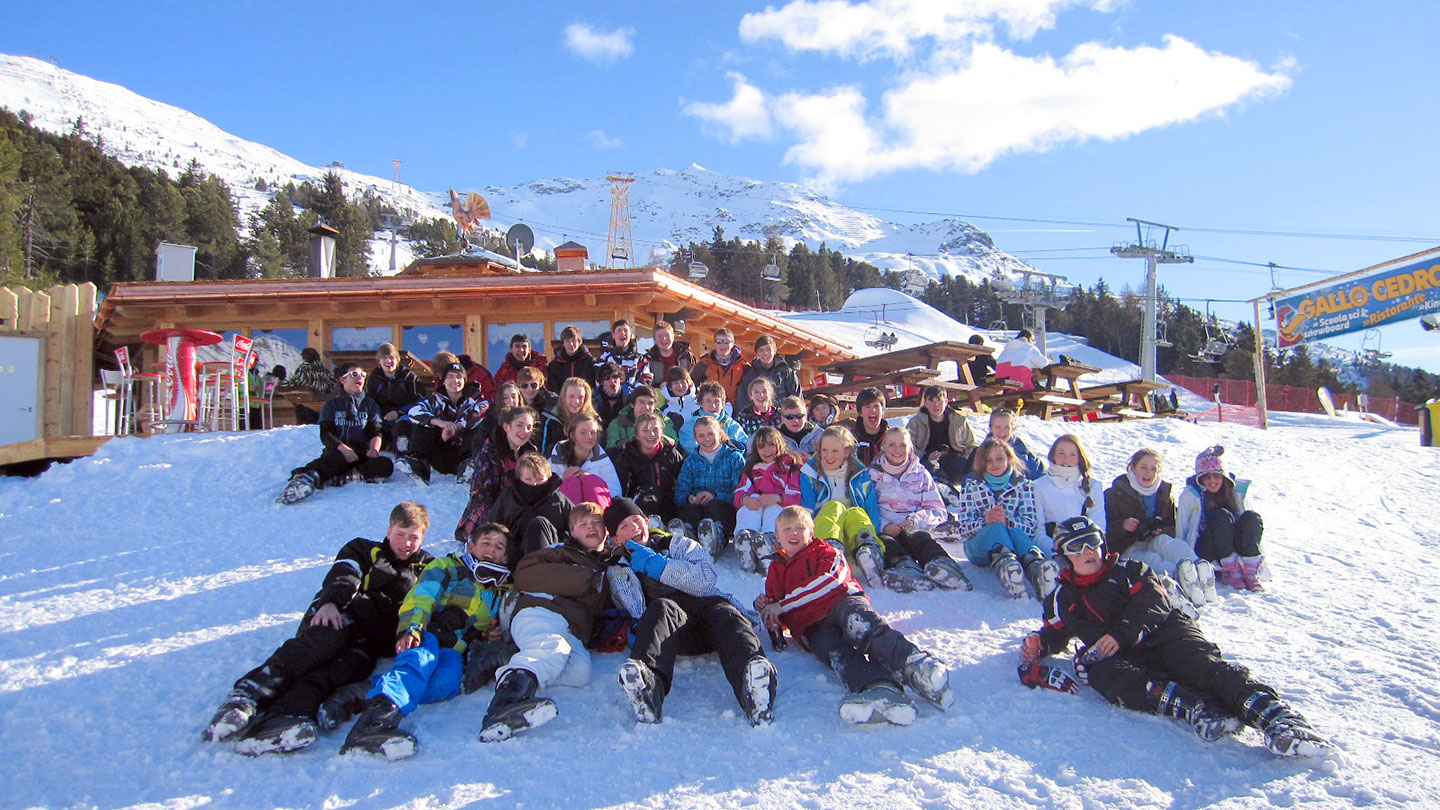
[817,340,995,411]
[1079,378,1169,421]
[1031,361,1101,420]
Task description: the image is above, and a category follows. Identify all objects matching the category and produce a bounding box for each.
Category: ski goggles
[1056,528,1104,556]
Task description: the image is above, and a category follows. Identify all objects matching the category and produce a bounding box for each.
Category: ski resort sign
[1275,248,1440,348]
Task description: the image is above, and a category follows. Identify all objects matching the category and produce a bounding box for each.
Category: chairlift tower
[606,173,635,269]
[1111,219,1193,382]
[996,269,1069,355]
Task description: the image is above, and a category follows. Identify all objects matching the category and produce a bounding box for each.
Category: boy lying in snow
[1021,516,1334,757]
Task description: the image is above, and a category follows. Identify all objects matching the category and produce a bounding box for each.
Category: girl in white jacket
[1176,445,1265,592]
[1031,434,1106,549]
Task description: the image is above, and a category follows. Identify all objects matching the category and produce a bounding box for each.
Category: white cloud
[699,0,1292,188]
[563,23,635,65]
[683,73,774,142]
[586,129,622,150]
[739,0,1120,60]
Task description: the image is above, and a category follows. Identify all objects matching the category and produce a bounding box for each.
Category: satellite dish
[505,223,535,259]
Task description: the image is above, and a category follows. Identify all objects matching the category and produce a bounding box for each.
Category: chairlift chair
[688,261,709,279]
[1154,322,1173,348]
[762,263,781,282]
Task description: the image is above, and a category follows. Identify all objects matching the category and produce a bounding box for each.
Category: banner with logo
[1275,249,1440,348]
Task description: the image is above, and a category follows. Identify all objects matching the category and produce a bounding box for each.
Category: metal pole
[1253,298,1269,430]
[1141,254,1159,382]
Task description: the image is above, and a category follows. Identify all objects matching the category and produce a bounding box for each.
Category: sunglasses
[782,413,805,421]
[521,382,541,390]
[341,370,366,380]
[714,340,733,346]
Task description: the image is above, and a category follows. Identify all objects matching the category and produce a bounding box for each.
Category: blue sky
[4,0,1438,376]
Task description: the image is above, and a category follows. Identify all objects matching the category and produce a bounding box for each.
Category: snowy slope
[0,53,1033,284]
[1,409,1436,809]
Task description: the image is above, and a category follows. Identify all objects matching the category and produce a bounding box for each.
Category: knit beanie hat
[1194,445,1225,477]
[604,497,646,536]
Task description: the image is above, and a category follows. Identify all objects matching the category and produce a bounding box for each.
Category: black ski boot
[840,681,916,726]
[201,666,283,742]
[316,682,370,733]
[340,695,416,760]
[479,669,557,743]
[618,659,665,724]
[1154,681,1243,742]
[202,691,260,742]
[461,640,521,695]
[233,714,317,756]
[1241,691,1335,757]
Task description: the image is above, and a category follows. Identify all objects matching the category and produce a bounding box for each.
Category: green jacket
[396,554,508,653]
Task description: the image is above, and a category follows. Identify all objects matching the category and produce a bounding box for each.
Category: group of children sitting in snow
[214,340,1331,761]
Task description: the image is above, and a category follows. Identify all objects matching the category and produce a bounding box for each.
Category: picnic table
[1028,361,1101,420]
[1078,378,1169,420]
[817,340,996,411]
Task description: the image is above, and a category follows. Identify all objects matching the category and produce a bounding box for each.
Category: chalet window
[402,324,463,360]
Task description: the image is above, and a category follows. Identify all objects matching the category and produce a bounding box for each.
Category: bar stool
[114,347,165,434]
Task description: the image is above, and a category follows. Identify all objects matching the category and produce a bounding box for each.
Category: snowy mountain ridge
[0,52,1033,283]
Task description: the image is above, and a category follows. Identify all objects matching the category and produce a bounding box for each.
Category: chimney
[308,223,340,278]
[154,242,197,281]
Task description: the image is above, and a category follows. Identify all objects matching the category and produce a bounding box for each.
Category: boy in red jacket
[755,506,953,725]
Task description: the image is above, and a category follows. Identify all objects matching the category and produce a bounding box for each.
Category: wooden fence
[1168,374,1420,425]
[0,283,100,462]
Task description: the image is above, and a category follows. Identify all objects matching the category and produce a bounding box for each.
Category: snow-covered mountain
[0,53,1033,283]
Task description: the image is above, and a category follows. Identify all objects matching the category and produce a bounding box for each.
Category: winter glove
[1073,645,1106,686]
[625,540,667,579]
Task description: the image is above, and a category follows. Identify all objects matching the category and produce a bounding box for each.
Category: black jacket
[318,393,384,450]
[614,437,685,504]
[309,537,434,644]
[1037,554,1189,657]
[735,357,802,414]
[487,474,576,564]
[366,366,423,416]
[547,346,598,393]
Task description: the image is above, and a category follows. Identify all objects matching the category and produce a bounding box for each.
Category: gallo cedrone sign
[1275,248,1440,348]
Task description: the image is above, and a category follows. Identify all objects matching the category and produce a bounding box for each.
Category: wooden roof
[95,267,856,366]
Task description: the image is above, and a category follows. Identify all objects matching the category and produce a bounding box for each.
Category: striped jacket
[763,537,865,640]
[406,391,488,434]
[396,553,507,653]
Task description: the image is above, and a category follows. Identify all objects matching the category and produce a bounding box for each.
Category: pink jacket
[734,456,803,508]
[558,472,613,509]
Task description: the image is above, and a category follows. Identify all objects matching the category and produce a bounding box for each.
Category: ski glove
[625,541,667,579]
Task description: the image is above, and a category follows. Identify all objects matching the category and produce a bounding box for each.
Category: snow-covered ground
[1,407,1436,808]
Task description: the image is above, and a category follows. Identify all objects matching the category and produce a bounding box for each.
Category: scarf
[984,471,1011,492]
[877,454,910,477]
[1049,463,1081,484]
[1126,471,1161,497]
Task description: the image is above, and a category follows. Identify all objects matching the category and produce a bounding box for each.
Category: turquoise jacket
[800,455,883,531]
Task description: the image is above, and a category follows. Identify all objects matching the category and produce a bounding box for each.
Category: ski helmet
[1054,516,1105,557]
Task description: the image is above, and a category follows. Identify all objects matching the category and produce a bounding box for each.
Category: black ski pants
[633,489,677,522]
[296,446,393,484]
[801,595,919,694]
[408,424,474,477]
[237,619,388,719]
[1085,619,1276,717]
[516,516,561,564]
[880,529,950,568]
[677,500,738,536]
[1195,507,1263,561]
[629,596,764,708]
